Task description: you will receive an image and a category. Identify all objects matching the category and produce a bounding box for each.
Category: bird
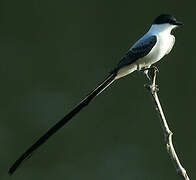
[9,14,183,175]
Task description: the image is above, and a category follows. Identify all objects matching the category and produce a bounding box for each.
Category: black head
[153,14,183,26]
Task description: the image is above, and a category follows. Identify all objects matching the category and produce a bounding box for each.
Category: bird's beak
[173,21,183,26]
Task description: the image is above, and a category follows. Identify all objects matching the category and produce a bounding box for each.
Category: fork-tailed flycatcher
[9,14,183,175]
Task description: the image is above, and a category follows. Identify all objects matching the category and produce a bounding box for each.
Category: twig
[145,67,190,180]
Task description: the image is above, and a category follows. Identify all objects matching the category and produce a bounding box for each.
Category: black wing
[112,35,157,72]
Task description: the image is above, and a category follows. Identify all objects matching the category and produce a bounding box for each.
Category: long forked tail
[8,72,117,175]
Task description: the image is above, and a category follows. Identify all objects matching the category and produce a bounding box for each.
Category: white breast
[157,32,175,55]
[150,33,174,61]
[166,35,175,54]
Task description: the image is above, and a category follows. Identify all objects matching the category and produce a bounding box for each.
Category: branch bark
[145,68,190,180]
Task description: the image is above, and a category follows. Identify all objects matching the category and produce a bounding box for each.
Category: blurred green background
[1,0,195,179]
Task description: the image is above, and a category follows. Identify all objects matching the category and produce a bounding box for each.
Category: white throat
[148,23,176,35]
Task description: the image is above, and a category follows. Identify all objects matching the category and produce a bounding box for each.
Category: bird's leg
[143,69,151,81]
[139,65,151,81]
[141,65,159,72]
[141,66,159,92]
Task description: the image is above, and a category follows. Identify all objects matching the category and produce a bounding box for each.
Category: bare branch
[145,68,190,180]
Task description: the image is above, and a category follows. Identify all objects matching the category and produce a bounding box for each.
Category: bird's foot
[144,82,159,92]
[141,66,159,73]
[143,66,159,93]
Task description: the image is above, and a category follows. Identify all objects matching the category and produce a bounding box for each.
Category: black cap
[153,14,183,26]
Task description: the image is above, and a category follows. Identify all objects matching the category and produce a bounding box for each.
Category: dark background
[1,0,195,179]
